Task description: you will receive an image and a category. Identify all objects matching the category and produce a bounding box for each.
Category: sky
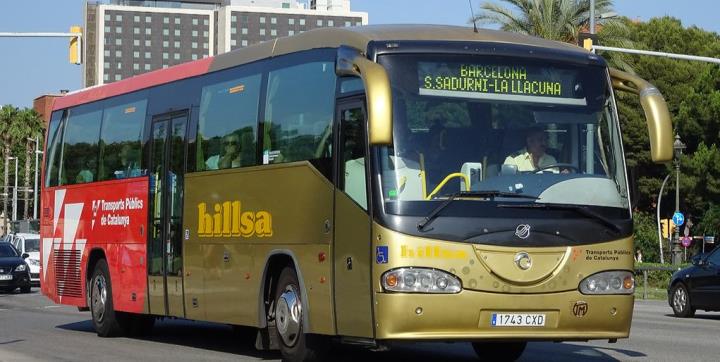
[0,0,718,108]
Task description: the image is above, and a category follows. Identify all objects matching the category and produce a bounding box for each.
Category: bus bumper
[373,290,633,341]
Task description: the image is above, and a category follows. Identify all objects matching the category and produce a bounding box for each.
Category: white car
[10,233,40,286]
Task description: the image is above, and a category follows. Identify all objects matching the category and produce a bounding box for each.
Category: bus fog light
[382,268,461,294]
[579,271,634,295]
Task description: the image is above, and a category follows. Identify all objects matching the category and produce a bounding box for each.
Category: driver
[503,127,557,172]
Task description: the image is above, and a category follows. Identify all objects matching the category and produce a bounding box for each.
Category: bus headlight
[579,271,634,295]
[382,267,462,294]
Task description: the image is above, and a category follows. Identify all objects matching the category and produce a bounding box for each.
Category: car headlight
[15,263,27,272]
[579,271,634,295]
[382,267,462,294]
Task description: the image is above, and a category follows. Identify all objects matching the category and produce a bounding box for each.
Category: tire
[90,259,129,337]
[472,341,527,361]
[274,266,328,362]
[670,283,696,318]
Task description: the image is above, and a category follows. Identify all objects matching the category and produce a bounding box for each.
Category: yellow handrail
[425,173,470,200]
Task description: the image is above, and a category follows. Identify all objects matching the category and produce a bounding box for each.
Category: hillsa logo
[401,245,467,259]
[197,201,273,238]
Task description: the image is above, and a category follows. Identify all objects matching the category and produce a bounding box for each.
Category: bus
[41,25,672,361]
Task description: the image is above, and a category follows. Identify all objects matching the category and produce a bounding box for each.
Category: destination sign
[418,61,586,105]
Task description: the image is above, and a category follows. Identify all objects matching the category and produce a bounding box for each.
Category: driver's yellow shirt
[503,149,557,172]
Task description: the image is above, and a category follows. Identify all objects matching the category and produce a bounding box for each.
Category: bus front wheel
[274,266,328,362]
[472,341,527,361]
[90,259,127,337]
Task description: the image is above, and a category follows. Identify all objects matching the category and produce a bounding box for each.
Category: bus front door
[148,112,188,318]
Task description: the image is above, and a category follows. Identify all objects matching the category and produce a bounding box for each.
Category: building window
[300,18,305,25]
[115,74,122,81]
[104,74,109,81]
[116,27,122,34]
[174,41,180,48]
[271,17,277,24]
[146,28,152,35]
[133,51,140,58]
[260,29,265,36]
[104,50,110,57]
[134,15,140,22]
[145,64,151,70]
[134,27,140,34]
[328,20,334,26]
[203,43,209,49]
[204,19,209,26]
[174,29,181,36]
[192,30,198,37]
[271,29,277,36]
[203,30,209,37]
[175,18,181,25]
[231,39,237,46]
[164,17,169,24]
[134,39,140,46]
[163,52,169,60]
[104,26,111,33]
[288,30,295,36]
[241,40,248,47]
[242,28,248,35]
[116,14,122,22]
[134,63,140,71]
[115,38,122,46]
[345,21,351,27]
[192,42,198,49]
[175,53,181,60]
[145,52,151,59]
[289,18,295,25]
[104,62,110,69]
[145,40,151,47]
[317,19,323,26]
[115,50,122,57]
[117,62,122,70]
[163,40,169,47]
[231,27,237,34]
[104,14,110,21]
[231,15,237,22]
[145,16,152,23]
[192,54,198,60]
[260,17,266,24]
[193,18,199,26]
[163,29,169,36]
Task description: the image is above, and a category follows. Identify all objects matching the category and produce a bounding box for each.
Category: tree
[17,109,45,219]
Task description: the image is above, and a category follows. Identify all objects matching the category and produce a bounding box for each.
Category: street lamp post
[28,136,43,220]
[672,134,686,265]
[8,156,18,222]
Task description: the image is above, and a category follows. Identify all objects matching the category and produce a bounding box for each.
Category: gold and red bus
[41,25,672,361]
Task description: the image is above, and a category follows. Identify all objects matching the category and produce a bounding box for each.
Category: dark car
[668,247,720,317]
[0,243,32,293]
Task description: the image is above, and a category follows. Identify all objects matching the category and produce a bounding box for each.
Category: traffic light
[660,218,677,239]
[578,32,598,51]
[69,25,82,64]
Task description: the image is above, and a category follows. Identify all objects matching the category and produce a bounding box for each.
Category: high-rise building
[83,0,367,87]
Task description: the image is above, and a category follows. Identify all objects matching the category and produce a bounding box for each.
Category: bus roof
[53,24,588,111]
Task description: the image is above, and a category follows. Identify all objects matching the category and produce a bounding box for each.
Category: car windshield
[0,244,18,257]
[376,53,628,216]
[24,239,40,253]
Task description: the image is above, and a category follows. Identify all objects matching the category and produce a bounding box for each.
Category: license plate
[491,313,546,327]
[0,275,12,280]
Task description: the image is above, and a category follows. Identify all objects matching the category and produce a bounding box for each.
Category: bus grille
[53,250,82,298]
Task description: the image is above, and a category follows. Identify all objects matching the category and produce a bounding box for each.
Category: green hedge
[634,262,689,289]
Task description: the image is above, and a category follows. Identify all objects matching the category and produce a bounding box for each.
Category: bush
[634,262,688,289]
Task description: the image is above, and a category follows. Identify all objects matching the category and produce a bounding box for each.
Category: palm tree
[472,0,634,70]
[0,105,20,231]
[18,109,45,220]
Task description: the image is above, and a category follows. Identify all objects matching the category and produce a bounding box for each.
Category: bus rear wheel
[472,341,527,361]
[90,259,128,337]
[274,266,328,362]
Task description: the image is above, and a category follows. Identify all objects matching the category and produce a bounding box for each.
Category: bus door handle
[346,256,353,270]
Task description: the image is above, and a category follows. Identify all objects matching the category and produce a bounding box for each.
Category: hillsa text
[197,201,273,238]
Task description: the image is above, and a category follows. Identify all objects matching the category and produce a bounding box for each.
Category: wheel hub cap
[92,275,107,323]
[276,285,301,347]
[673,287,686,312]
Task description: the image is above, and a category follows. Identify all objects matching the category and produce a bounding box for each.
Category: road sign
[704,235,715,244]
[672,212,685,227]
[681,237,692,248]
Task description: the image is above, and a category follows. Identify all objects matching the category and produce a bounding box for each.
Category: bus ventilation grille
[54,250,82,298]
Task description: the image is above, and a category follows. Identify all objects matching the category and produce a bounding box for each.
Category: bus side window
[98,99,147,180]
[61,104,103,186]
[339,106,367,210]
[44,110,66,187]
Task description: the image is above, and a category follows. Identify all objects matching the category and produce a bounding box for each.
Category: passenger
[75,159,95,183]
[115,144,141,178]
[503,127,557,172]
[206,133,242,170]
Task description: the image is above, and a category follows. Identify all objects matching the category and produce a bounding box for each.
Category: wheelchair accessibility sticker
[376,246,388,264]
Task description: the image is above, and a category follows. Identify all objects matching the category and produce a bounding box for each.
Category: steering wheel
[533,163,579,174]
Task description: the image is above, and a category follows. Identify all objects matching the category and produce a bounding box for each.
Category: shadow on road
[56,318,647,361]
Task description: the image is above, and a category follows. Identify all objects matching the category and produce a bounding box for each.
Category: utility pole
[9,157,18,222]
[28,136,42,220]
[2,157,8,235]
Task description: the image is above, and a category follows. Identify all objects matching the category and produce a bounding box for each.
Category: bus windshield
[377,53,628,216]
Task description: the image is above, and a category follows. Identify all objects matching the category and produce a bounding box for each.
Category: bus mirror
[609,68,673,163]
[336,46,393,145]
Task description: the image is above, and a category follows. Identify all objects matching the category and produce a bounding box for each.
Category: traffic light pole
[656,172,672,264]
[0,31,82,64]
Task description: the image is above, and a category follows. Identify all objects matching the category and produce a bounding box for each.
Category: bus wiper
[496,202,622,234]
[417,191,538,231]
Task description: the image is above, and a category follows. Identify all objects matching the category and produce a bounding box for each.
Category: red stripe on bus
[53,57,214,110]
